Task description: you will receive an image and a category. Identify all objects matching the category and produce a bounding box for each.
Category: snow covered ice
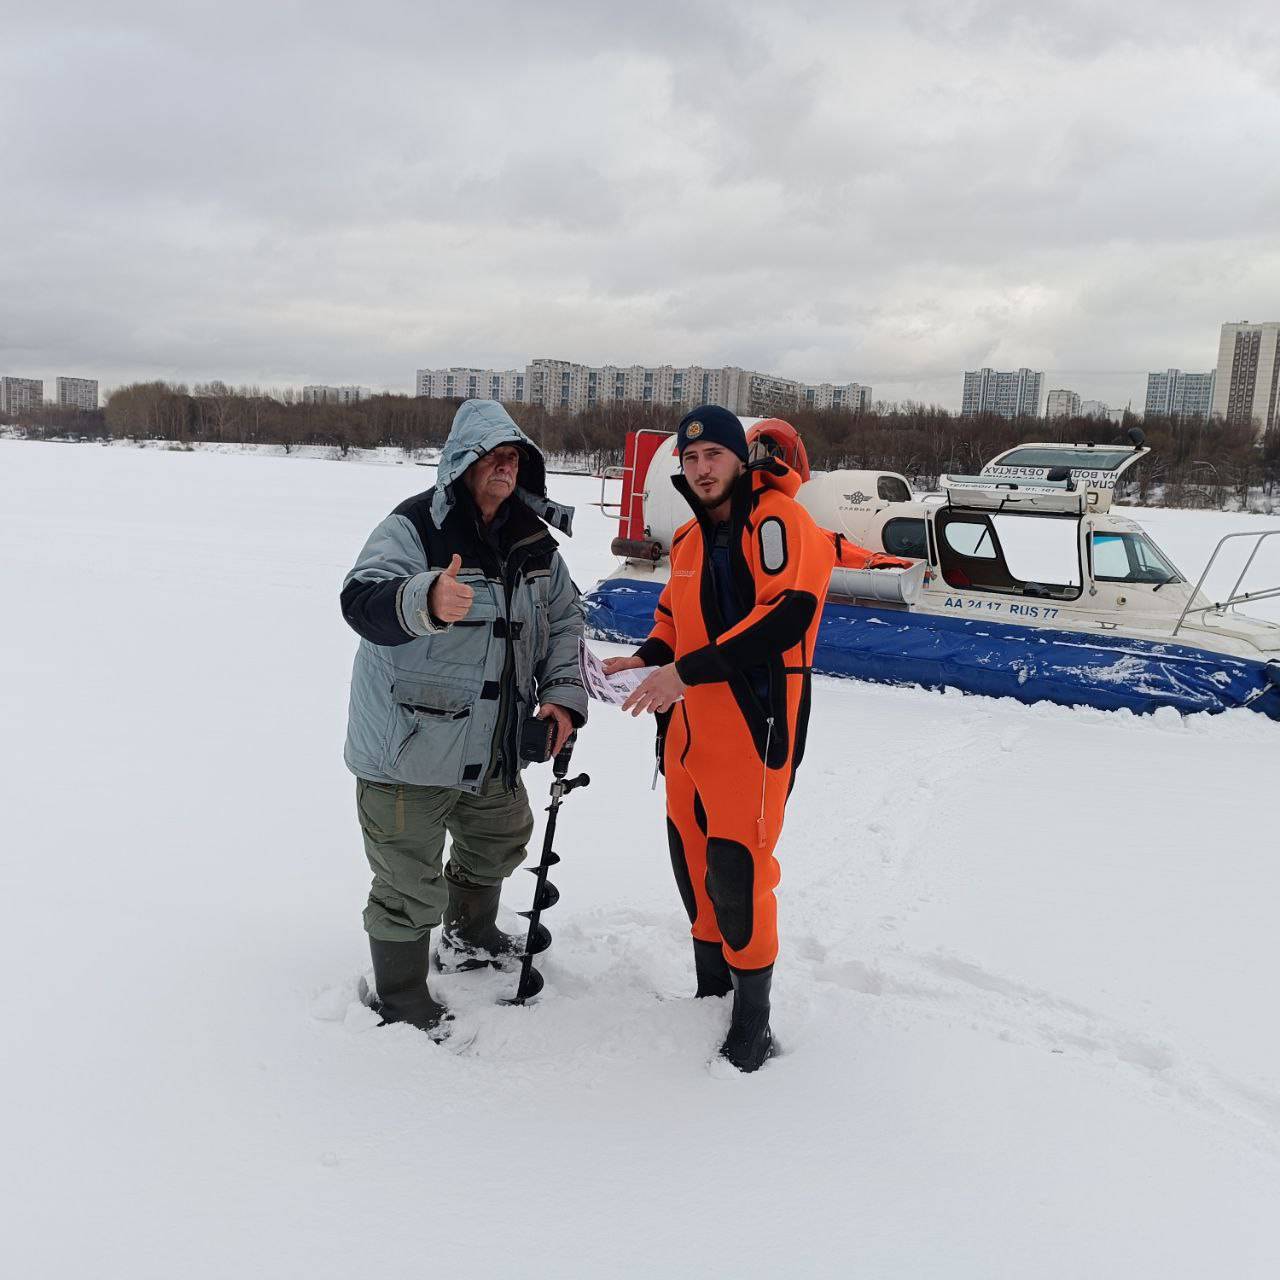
[2,438,1279,1278]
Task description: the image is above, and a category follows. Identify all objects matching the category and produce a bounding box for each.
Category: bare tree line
[5,382,1280,510]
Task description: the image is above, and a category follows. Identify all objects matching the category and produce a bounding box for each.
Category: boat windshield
[1090,531,1182,585]
[996,446,1135,471]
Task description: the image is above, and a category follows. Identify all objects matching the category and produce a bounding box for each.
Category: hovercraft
[584,420,1280,719]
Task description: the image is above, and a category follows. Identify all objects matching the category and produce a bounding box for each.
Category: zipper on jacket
[757,716,774,848]
[404,703,470,719]
[489,528,548,790]
[391,722,420,768]
[486,560,516,788]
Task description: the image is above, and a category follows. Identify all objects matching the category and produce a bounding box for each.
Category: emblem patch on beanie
[686,421,703,439]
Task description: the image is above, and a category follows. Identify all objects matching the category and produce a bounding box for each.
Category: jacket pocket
[387,680,474,777]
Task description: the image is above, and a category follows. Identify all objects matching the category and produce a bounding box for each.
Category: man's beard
[695,478,735,509]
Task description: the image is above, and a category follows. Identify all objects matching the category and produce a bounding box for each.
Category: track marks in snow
[799,941,1280,1155]
[311,911,1280,1156]
[775,677,1280,1153]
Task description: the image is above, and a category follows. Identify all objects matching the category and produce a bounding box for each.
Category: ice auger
[509,734,590,1003]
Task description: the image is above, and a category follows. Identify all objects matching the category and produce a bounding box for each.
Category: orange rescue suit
[634,459,835,971]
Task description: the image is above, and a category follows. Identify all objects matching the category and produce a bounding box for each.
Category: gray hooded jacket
[340,400,587,791]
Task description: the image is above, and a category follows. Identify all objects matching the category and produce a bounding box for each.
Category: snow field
[1,439,1278,1278]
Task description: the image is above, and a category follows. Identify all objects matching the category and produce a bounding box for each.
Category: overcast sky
[2,0,1278,410]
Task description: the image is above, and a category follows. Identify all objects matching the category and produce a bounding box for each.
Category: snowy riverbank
[2,438,1278,1278]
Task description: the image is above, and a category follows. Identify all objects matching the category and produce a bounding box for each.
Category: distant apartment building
[1144,369,1215,421]
[1066,400,1125,425]
[56,377,98,411]
[1211,322,1280,437]
[960,367,1044,418]
[1,376,44,415]
[414,358,870,416]
[303,385,369,405]
[416,367,527,404]
[801,381,872,411]
[1045,389,1081,419]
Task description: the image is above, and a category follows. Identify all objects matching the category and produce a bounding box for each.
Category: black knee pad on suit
[705,838,755,952]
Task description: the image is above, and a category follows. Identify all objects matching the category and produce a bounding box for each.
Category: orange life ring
[746,419,810,482]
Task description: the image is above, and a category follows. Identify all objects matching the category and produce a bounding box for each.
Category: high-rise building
[1211,322,1280,437]
[960,368,1043,418]
[414,358,871,416]
[56,377,98,411]
[1046,389,1081,419]
[1144,369,1215,421]
[1,376,44,415]
[302,385,369,405]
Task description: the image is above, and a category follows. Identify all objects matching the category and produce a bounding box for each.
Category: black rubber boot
[438,869,526,972]
[368,934,449,1035]
[719,965,777,1073]
[693,939,732,998]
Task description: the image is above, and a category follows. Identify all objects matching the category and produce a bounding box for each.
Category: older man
[341,399,587,1034]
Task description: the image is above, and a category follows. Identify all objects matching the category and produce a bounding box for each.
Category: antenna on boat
[1127,427,1146,448]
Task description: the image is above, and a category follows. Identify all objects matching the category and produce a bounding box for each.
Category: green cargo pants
[356,777,536,942]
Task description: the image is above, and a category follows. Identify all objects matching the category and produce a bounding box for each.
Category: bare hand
[428,554,473,623]
[601,655,645,676]
[537,703,574,755]
[621,663,685,717]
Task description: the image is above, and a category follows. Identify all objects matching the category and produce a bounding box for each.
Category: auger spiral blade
[516,916,553,954]
[506,963,544,1003]
[530,880,560,911]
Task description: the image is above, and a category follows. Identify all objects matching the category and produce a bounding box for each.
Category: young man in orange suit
[605,405,835,1072]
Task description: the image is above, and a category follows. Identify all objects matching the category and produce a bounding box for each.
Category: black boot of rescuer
[720,965,778,1073]
[693,939,733,998]
[368,935,449,1035]
[438,870,533,972]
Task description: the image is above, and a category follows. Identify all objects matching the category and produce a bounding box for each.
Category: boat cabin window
[877,476,912,502]
[937,510,1082,600]
[1090,532,1181,585]
[943,520,998,559]
[883,517,927,559]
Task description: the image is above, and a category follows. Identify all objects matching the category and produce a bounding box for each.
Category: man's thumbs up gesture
[427,554,474,624]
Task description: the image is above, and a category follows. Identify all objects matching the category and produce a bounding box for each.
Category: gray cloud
[2,0,1278,410]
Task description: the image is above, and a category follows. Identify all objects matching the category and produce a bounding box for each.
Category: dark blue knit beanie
[676,405,748,463]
